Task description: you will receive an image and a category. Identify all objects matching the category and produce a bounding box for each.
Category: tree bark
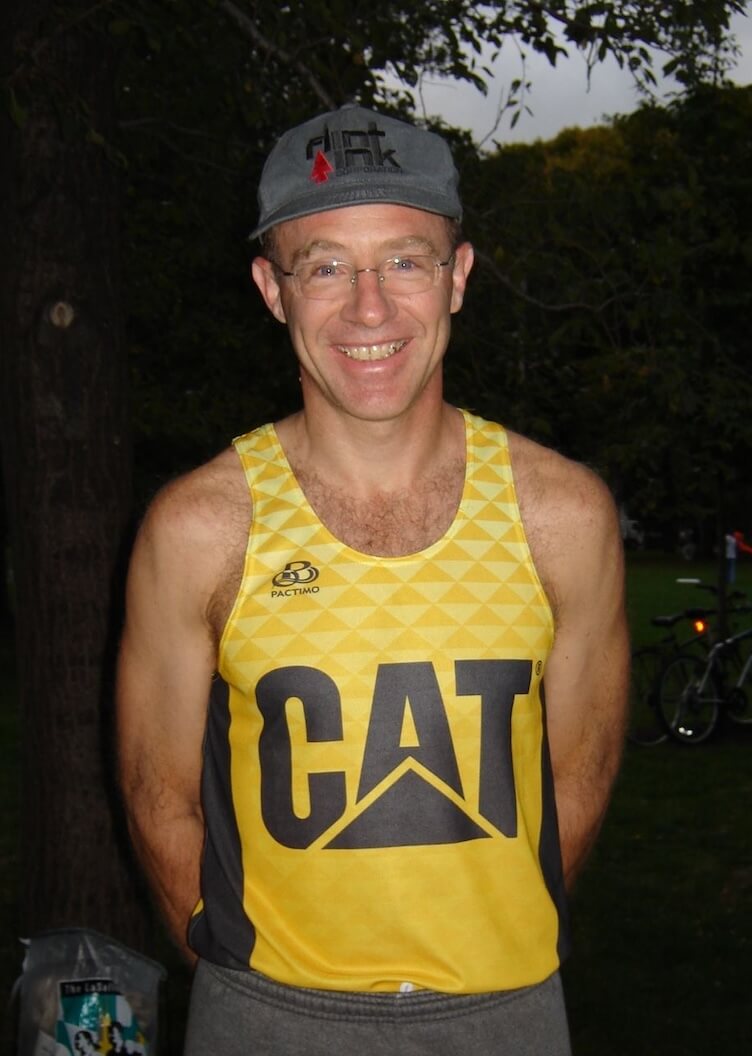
[0,0,148,946]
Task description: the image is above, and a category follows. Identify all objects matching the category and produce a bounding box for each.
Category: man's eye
[388,256,433,275]
[309,262,345,279]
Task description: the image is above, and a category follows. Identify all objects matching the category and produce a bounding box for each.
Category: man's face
[252,204,473,424]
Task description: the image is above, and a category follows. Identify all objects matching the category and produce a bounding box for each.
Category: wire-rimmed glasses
[275,254,454,300]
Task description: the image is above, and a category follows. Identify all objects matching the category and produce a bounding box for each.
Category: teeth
[339,341,406,361]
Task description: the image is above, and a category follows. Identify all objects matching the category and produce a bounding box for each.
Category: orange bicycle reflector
[693,618,707,634]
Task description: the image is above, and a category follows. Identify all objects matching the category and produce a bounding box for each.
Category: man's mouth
[337,340,407,362]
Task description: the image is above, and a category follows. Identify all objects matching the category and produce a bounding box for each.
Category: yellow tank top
[189,411,569,992]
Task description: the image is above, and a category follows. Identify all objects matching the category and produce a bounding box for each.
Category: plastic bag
[15,928,166,1056]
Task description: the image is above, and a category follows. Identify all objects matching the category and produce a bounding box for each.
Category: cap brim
[250,185,461,241]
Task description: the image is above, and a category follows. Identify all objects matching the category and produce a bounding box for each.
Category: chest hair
[294,460,466,557]
[208,453,467,639]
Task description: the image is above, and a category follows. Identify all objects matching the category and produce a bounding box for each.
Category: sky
[409,8,752,147]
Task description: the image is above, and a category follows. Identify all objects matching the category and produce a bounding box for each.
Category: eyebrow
[291,240,346,266]
[291,234,441,266]
[382,235,441,256]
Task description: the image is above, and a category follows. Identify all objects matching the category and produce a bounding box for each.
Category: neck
[277,399,463,497]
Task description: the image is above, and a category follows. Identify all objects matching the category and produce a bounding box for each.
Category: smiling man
[117,105,629,1055]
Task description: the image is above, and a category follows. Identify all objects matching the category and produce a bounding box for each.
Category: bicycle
[657,623,752,744]
[627,580,748,747]
[628,607,713,746]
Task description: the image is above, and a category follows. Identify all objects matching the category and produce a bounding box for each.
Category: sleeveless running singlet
[189,411,569,993]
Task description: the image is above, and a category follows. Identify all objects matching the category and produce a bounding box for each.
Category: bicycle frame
[657,622,752,744]
[691,625,752,699]
[728,627,752,692]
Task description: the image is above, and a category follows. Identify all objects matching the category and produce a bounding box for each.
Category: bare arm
[117,467,236,961]
[514,438,630,889]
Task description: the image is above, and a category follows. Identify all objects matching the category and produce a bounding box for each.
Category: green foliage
[5,85,28,127]
[458,85,752,541]
[32,0,740,509]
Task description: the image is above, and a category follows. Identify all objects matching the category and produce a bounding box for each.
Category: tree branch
[473,246,624,314]
[216,0,337,110]
[121,122,240,174]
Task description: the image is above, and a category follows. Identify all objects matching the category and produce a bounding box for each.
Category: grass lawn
[564,724,752,1053]
[564,551,752,1054]
[1,552,751,1053]
[625,550,752,647]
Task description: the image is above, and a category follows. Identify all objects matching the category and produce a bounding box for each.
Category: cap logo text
[307,121,401,183]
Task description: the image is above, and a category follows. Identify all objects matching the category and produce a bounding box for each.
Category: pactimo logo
[272,560,320,597]
[307,121,402,183]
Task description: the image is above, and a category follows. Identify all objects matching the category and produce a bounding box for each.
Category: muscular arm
[513,437,629,889]
[117,463,239,961]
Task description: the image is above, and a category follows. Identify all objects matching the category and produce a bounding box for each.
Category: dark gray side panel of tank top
[188,675,256,968]
[539,679,572,963]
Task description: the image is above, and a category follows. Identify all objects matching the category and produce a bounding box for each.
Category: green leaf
[108,19,133,36]
[6,87,28,129]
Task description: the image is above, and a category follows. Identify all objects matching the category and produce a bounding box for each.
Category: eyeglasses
[275,254,454,300]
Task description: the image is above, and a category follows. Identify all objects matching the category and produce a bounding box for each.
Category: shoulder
[141,446,249,545]
[506,430,622,615]
[129,446,250,626]
[507,430,617,528]
[142,445,245,532]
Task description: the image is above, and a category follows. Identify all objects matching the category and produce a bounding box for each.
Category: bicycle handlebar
[651,607,716,628]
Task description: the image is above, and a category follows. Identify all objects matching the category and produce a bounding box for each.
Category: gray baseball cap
[250,104,462,240]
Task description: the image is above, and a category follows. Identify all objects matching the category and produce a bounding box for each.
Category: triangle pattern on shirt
[323,767,491,849]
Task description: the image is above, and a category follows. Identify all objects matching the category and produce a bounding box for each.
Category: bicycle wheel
[658,654,721,744]
[725,687,752,723]
[627,648,667,746]
[722,643,752,724]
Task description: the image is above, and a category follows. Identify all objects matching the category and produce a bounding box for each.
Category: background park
[2,1,752,1052]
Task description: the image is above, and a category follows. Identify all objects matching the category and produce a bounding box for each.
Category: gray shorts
[184,960,572,1056]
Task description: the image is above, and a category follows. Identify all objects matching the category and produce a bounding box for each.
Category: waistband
[198,960,559,1024]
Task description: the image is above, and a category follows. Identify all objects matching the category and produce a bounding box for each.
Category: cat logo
[252,659,537,849]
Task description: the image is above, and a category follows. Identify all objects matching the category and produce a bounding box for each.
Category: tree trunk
[0,0,149,946]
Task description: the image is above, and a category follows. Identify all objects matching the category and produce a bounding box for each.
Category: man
[117,104,628,1055]
[725,529,752,583]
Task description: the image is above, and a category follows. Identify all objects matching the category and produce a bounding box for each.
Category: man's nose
[339,269,397,326]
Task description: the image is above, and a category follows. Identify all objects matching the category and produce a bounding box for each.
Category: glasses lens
[381,256,437,293]
[297,261,353,299]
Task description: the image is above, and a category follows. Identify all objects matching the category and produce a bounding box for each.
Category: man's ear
[449,242,474,315]
[251,257,287,324]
